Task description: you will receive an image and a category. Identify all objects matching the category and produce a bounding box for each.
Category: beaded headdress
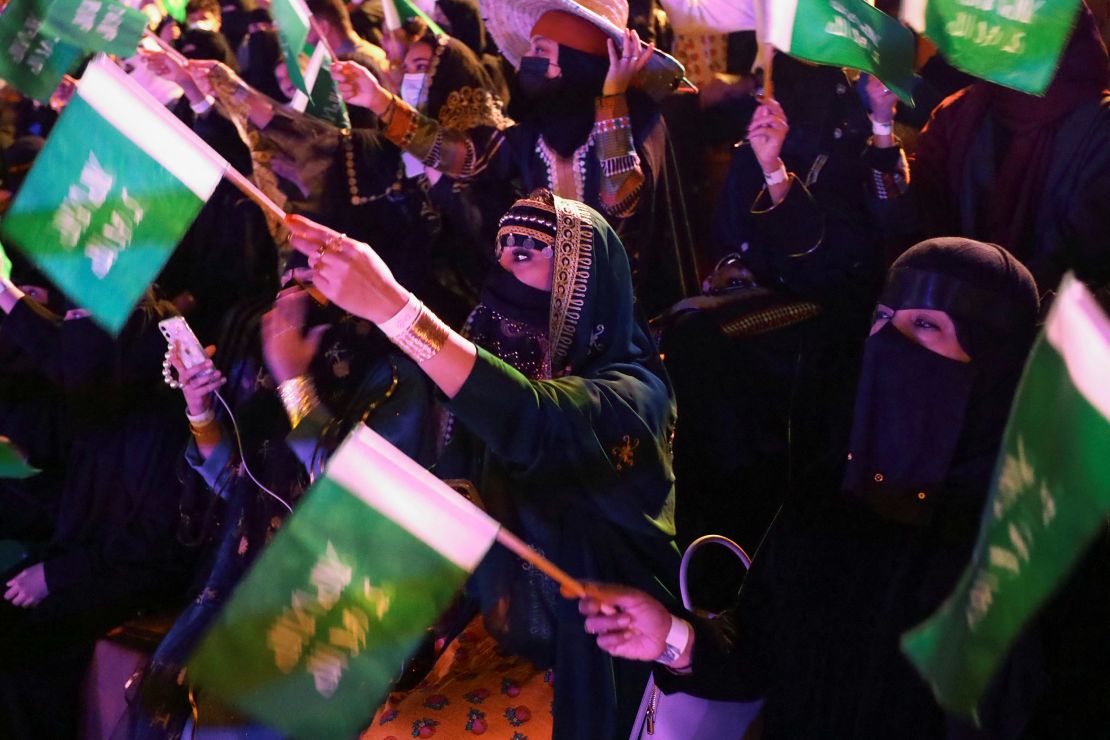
[495,192,558,257]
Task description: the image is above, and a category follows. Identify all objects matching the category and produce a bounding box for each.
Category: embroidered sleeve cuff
[185,431,236,495]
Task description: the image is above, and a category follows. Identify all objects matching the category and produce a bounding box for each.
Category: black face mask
[518,56,561,99]
[842,323,977,495]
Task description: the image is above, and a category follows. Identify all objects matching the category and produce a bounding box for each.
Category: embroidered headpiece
[496,192,558,256]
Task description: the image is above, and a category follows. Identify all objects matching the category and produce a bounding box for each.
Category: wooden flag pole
[307,16,340,64]
[762,43,775,100]
[222,166,287,223]
[495,527,586,599]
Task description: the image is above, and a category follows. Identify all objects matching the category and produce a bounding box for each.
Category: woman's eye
[511,250,531,262]
[874,310,892,321]
[913,318,938,330]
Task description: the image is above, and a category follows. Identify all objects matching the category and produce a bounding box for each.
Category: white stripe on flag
[760,0,799,50]
[382,0,401,32]
[327,426,501,572]
[289,44,327,113]
[900,0,926,32]
[658,0,757,34]
[77,56,226,200]
[1045,275,1110,421]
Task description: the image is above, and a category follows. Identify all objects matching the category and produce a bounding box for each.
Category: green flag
[0,436,40,479]
[901,0,1082,94]
[41,0,148,57]
[760,0,916,103]
[161,0,187,23]
[188,426,501,738]
[0,238,12,282]
[0,0,82,102]
[902,274,1110,721]
[0,56,227,334]
[270,0,351,128]
[381,0,445,36]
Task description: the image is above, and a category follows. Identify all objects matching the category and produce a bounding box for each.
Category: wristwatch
[656,615,692,667]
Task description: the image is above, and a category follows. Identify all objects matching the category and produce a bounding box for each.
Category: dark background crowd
[0,0,1109,737]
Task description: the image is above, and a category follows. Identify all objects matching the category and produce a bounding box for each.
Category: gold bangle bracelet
[393,306,450,364]
[190,422,222,446]
[277,374,320,429]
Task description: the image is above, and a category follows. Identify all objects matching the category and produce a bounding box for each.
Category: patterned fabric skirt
[361,617,554,740]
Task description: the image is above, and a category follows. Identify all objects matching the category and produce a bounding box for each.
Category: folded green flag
[188,426,501,738]
[0,55,228,334]
[41,0,148,57]
[0,436,40,479]
[760,0,916,103]
[270,0,351,128]
[381,0,445,37]
[0,0,82,102]
[901,0,1083,94]
[902,274,1110,721]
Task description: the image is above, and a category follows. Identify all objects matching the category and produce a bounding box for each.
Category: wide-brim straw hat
[480,0,690,100]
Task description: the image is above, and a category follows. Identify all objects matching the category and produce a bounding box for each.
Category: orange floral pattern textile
[362,617,554,740]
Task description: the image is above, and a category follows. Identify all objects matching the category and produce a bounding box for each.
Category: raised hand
[865,74,898,125]
[170,343,225,416]
[284,214,408,325]
[333,60,391,114]
[603,28,654,97]
[261,286,329,384]
[747,97,789,173]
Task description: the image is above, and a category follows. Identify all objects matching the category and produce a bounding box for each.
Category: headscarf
[843,238,1039,516]
[445,192,675,738]
[415,33,510,129]
[434,0,488,55]
[915,6,1109,263]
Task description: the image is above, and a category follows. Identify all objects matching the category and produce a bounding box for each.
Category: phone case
[158,317,207,369]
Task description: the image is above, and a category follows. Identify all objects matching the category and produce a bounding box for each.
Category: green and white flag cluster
[902,274,1110,721]
[381,0,444,36]
[0,55,227,334]
[0,0,83,101]
[901,0,1083,94]
[270,0,350,128]
[41,0,148,57]
[759,0,916,102]
[188,426,501,738]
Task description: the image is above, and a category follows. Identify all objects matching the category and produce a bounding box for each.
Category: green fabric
[902,287,1110,720]
[0,0,82,102]
[905,0,1082,94]
[0,94,207,335]
[189,475,470,739]
[41,0,147,57]
[0,437,39,479]
[445,202,678,739]
[270,0,351,128]
[162,0,187,23]
[780,0,916,103]
[0,238,12,282]
[382,0,445,37]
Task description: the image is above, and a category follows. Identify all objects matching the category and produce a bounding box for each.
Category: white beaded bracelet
[377,292,422,339]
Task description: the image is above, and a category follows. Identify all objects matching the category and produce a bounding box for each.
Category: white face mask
[400,73,428,109]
